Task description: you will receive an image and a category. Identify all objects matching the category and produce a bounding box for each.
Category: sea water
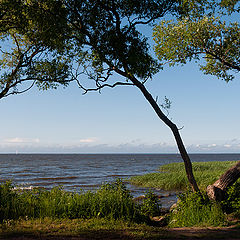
[0,153,239,207]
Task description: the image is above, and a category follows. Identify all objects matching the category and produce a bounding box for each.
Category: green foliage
[0,181,20,221]
[1,0,238,99]
[169,191,226,227]
[0,0,71,99]
[0,0,199,98]
[0,0,28,33]
[222,182,240,214]
[220,0,240,13]
[66,0,178,81]
[153,5,240,81]
[130,161,238,191]
[0,179,162,223]
[139,191,161,217]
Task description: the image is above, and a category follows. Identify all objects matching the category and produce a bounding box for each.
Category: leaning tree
[153,0,240,200]
[48,0,214,193]
[2,0,226,193]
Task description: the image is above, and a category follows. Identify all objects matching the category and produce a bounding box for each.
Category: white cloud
[207,143,217,147]
[187,142,240,152]
[0,138,240,153]
[79,137,97,143]
[224,144,231,148]
[4,137,40,144]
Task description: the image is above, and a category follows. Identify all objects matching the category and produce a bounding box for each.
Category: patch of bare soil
[2,225,240,240]
[166,225,240,239]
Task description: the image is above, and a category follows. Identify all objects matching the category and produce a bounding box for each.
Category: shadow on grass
[167,225,240,239]
[1,223,240,239]
[1,229,141,240]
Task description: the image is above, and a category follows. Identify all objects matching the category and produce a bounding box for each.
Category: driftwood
[207,161,240,201]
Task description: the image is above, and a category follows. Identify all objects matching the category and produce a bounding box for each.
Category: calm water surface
[0,154,239,207]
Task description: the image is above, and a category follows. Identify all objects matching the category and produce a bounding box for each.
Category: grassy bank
[0,180,169,239]
[130,161,238,191]
[129,160,240,228]
[0,179,160,223]
[1,162,240,235]
[1,216,240,239]
[0,218,171,239]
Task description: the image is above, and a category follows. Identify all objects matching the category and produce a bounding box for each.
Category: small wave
[29,182,56,186]
[59,166,70,169]
[72,184,102,188]
[13,170,42,174]
[74,175,103,179]
[16,174,34,177]
[13,186,34,190]
[32,176,78,181]
[12,171,27,174]
[105,174,136,178]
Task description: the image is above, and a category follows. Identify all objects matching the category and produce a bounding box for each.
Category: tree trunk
[207,160,240,201]
[112,67,200,193]
[128,74,200,193]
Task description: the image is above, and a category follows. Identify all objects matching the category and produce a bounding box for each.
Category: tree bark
[207,160,240,201]
[112,66,200,192]
[127,74,200,193]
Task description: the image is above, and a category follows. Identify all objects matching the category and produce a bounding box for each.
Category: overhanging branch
[75,79,133,94]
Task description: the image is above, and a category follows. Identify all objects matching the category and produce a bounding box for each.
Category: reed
[130,161,238,191]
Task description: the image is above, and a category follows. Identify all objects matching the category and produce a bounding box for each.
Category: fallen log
[207,160,240,201]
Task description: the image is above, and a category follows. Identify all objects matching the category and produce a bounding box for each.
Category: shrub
[169,191,226,227]
[0,181,21,221]
[222,182,240,215]
[139,191,161,217]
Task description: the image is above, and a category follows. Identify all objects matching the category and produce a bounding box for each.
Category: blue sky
[0,60,239,153]
[0,23,240,153]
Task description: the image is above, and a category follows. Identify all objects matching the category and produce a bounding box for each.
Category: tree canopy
[0,0,71,99]
[153,1,240,82]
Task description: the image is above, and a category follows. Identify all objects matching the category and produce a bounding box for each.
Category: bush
[222,182,240,215]
[139,191,161,217]
[0,181,21,221]
[169,191,226,227]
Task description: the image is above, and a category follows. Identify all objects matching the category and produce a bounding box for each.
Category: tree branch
[205,49,240,72]
[75,79,133,94]
[4,80,36,97]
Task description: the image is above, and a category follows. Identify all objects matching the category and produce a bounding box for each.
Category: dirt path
[166,225,240,239]
[2,226,240,240]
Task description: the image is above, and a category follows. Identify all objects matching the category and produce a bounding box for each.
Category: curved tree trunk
[112,66,200,192]
[127,74,200,193]
[207,160,240,201]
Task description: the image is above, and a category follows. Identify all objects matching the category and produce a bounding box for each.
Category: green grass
[0,179,160,223]
[129,161,240,227]
[130,161,238,191]
[169,191,227,227]
[0,218,170,240]
[0,180,169,239]
[1,217,240,239]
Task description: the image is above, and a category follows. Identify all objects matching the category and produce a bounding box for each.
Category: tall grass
[0,179,160,222]
[169,191,226,227]
[130,161,238,191]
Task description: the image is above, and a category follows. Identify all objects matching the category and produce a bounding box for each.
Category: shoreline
[129,160,238,191]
